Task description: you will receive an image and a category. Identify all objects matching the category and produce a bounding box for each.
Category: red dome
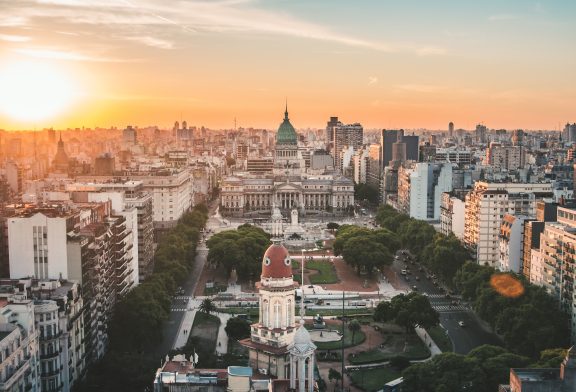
[261,243,293,279]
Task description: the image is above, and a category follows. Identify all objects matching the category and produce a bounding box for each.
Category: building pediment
[275,183,302,192]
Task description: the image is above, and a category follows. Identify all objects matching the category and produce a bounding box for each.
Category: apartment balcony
[40,348,61,360]
[0,358,31,390]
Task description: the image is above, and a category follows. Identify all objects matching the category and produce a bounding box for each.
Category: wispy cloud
[4,0,446,56]
[126,36,173,49]
[0,34,31,42]
[488,14,521,22]
[368,76,378,85]
[13,48,129,62]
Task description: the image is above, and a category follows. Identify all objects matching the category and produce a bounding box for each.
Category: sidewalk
[214,312,232,355]
[173,309,197,349]
[415,326,442,357]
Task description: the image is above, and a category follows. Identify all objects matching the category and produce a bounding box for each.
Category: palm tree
[347,319,361,344]
[199,298,216,314]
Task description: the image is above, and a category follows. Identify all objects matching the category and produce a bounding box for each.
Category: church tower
[52,132,69,173]
[240,241,297,378]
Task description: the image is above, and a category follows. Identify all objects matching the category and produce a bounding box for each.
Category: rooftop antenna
[234,117,237,131]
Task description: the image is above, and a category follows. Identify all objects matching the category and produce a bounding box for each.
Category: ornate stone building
[220,108,354,217]
[240,241,316,392]
[240,242,297,378]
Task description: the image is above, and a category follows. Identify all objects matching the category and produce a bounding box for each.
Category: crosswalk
[432,304,468,312]
[171,307,189,312]
[174,296,191,300]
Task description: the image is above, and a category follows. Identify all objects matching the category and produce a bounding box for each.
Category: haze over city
[1,0,575,130]
[2,2,576,392]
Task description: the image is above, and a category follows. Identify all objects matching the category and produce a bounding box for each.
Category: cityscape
[0,1,575,392]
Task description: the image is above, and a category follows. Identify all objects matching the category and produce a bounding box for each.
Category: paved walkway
[214,312,232,355]
[173,309,197,349]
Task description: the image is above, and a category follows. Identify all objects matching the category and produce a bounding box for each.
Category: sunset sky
[0,0,574,131]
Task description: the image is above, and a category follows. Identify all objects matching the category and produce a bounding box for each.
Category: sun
[0,60,77,123]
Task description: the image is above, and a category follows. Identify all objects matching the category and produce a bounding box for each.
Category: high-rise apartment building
[380,130,419,169]
[333,122,363,171]
[486,143,526,170]
[464,182,553,267]
[397,162,453,221]
[0,296,39,392]
[6,204,135,364]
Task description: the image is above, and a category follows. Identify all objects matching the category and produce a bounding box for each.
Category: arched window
[274,301,281,329]
[286,299,292,327]
[262,300,269,327]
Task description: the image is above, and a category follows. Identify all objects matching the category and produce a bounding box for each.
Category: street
[389,250,503,354]
[154,201,219,358]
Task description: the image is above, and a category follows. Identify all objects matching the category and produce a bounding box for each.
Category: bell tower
[240,241,297,378]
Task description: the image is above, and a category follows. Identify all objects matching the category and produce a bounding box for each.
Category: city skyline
[0,0,575,131]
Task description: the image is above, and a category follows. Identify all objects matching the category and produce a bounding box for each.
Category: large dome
[276,107,297,145]
[261,242,293,279]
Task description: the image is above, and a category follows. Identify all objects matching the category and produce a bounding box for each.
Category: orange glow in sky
[0,1,574,130]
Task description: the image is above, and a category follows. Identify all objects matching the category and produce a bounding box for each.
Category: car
[401,269,407,275]
[458,321,466,327]
[412,285,418,291]
[395,255,400,260]
[308,285,314,288]
[451,300,458,306]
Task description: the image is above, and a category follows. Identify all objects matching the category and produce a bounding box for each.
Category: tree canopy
[454,262,570,358]
[225,317,251,341]
[401,345,532,392]
[333,225,399,273]
[374,292,439,333]
[207,224,270,281]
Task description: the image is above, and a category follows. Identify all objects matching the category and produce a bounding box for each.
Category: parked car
[458,321,466,327]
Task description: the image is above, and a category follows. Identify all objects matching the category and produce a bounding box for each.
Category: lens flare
[490,273,525,298]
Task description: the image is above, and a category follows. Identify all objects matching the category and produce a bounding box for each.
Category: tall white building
[397,162,453,221]
[498,214,529,273]
[440,192,466,239]
[0,296,39,392]
[464,182,553,267]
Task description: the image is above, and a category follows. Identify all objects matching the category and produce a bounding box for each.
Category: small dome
[293,320,312,346]
[276,107,297,145]
[261,243,293,279]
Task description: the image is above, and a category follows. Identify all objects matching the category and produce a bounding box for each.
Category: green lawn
[349,334,430,364]
[312,325,365,350]
[190,312,221,353]
[307,261,339,284]
[349,366,401,392]
[427,326,453,352]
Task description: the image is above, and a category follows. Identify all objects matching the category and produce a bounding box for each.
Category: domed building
[219,106,355,218]
[274,105,305,176]
[240,241,298,379]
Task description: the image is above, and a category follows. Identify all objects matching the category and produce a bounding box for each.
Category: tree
[347,319,361,343]
[341,236,392,273]
[397,219,436,259]
[225,317,251,341]
[328,368,342,386]
[327,222,340,231]
[354,183,379,204]
[389,355,410,371]
[207,224,271,281]
[374,293,439,333]
[199,298,216,314]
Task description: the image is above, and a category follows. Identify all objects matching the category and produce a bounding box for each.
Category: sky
[0,0,575,131]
